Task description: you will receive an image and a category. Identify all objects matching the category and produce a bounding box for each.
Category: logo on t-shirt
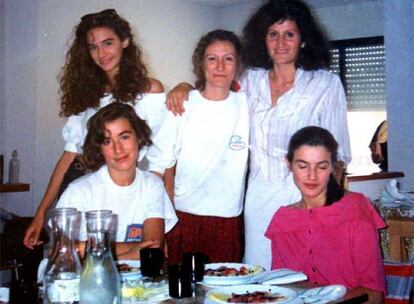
[229,135,246,150]
[125,224,143,242]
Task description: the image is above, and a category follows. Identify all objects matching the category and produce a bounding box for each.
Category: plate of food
[205,284,302,304]
[121,278,170,303]
[201,263,264,286]
[116,260,142,281]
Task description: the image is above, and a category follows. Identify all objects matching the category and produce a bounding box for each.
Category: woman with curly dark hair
[24,9,166,249]
[166,0,351,269]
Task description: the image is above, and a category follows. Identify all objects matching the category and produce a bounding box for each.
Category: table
[160,282,368,303]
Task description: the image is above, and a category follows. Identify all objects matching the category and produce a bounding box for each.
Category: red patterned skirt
[166,210,242,264]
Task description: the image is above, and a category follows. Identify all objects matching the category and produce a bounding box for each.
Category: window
[330,36,385,111]
[329,37,387,174]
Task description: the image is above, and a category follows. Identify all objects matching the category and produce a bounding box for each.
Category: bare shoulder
[148,78,164,93]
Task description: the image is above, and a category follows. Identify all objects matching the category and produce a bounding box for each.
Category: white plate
[205,284,302,304]
[298,285,346,304]
[116,260,142,281]
[202,263,264,286]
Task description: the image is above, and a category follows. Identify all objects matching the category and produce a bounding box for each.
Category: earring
[301,42,306,48]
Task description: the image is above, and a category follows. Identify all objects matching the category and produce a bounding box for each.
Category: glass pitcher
[80,210,121,304]
[43,207,82,304]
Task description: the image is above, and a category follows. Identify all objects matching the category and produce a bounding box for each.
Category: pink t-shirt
[265,192,387,293]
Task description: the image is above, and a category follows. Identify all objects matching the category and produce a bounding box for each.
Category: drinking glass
[167,264,192,299]
[140,248,164,278]
[182,252,205,283]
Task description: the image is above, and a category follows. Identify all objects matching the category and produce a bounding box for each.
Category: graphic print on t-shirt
[125,224,143,242]
[229,135,246,150]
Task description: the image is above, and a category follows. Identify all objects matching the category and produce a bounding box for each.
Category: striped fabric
[384,261,414,304]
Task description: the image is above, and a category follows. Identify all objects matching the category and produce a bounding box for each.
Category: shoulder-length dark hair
[59,9,150,117]
[83,102,152,171]
[192,29,243,91]
[242,0,330,70]
[286,126,344,206]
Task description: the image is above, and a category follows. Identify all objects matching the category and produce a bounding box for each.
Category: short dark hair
[192,29,242,91]
[287,126,344,205]
[242,0,331,70]
[83,102,152,171]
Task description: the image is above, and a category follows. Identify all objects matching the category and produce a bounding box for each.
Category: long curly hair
[83,102,152,172]
[242,0,330,70]
[286,126,344,206]
[59,9,150,117]
[192,29,243,91]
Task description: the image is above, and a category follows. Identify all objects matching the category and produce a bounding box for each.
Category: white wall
[0,0,5,161]
[1,0,38,215]
[310,1,383,40]
[384,0,414,190]
[218,1,264,35]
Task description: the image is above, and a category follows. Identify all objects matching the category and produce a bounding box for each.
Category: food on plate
[205,266,253,277]
[117,263,140,273]
[227,291,287,303]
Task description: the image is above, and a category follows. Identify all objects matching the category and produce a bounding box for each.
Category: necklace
[269,71,295,94]
[273,81,294,94]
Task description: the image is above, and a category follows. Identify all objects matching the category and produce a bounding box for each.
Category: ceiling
[184,0,380,8]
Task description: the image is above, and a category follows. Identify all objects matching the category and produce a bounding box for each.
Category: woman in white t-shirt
[24,9,169,249]
[147,30,249,263]
[57,102,177,259]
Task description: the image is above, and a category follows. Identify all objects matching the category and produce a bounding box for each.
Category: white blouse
[240,68,352,183]
[61,93,167,156]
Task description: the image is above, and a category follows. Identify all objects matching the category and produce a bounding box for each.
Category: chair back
[384,261,414,304]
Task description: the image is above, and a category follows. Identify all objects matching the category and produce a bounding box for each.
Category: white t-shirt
[147,90,249,217]
[61,93,166,161]
[56,165,178,242]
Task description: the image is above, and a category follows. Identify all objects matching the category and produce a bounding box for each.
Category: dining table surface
[158,281,369,303]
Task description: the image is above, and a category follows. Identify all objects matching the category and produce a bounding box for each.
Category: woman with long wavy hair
[24,9,166,249]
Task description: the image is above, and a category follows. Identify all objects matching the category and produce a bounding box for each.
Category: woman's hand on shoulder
[148,78,164,93]
[166,82,193,115]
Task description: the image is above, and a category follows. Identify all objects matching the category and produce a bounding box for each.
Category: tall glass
[79,210,121,304]
[43,208,82,304]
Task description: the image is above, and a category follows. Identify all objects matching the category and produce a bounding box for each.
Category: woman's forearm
[36,151,78,214]
[23,151,77,248]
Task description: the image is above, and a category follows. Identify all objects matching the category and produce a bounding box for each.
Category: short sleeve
[146,111,181,174]
[136,93,167,136]
[141,175,178,233]
[61,114,85,153]
[265,209,287,270]
[351,198,387,293]
[56,183,88,241]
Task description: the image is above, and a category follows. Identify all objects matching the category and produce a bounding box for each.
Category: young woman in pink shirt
[266,126,386,304]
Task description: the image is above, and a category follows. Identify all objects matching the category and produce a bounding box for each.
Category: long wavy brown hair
[59,9,150,117]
